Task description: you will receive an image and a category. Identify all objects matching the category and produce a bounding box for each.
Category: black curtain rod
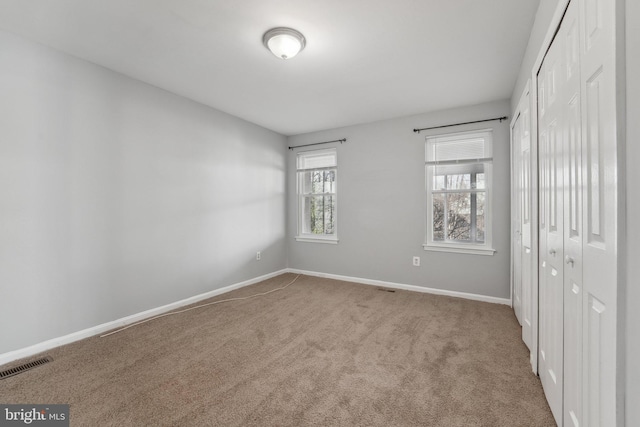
[413,116,508,134]
[288,138,346,150]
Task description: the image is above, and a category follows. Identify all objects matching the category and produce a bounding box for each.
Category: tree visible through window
[425,130,493,253]
[432,169,486,243]
[302,169,335,235]
[296,149,338,242]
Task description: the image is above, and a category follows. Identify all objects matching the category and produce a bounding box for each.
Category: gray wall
[287,100,512,299]
[0,31,287,355]
[625,0,639,424]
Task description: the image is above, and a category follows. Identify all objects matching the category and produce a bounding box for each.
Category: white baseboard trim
[0,269,289,367]
[286,268,511,306]
[1,268,510,366]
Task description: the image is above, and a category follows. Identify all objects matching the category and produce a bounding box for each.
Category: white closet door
[512,112,523,325]
[579,0,619,423]
[519,91,534,352]
[538,23,566,424]
[560,3,584,426]
[535,0,619,425]
[511,85,534,352]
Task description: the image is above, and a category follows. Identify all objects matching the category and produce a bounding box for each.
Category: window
[296,148,338,243]
[424,130,495,255]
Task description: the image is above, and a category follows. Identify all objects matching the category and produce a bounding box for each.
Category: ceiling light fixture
[263,27,306,60]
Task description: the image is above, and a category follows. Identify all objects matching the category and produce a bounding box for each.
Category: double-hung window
[424,130,495,255]
[296,148,338,243]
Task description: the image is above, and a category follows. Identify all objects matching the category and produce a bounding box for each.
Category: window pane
[431,164,485,190]
[301,171,313,194]
[446,192,471,242]
[312,171,324,193]
[433,173,471,190]
[476,192,486,242]
[425,131,491,249]
[323,170,336,193]
[297,148,338,240]
[303,195,335,235]
[433,193,445,241]
[302,197,312,234]
[301,170,336,195]
[448,174,471,190]
[323,195,336,234]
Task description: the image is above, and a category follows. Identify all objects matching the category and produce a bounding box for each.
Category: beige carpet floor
[0,274,555,426]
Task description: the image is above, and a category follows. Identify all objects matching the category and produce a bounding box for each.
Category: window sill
[423,243,495,256]
[296,236,339,244]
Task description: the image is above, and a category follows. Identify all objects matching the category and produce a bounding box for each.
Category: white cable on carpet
[100,274,301,338]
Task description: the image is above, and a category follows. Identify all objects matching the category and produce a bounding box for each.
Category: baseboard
[286,268,511,306]
[1,268,510,366]
[0,269,289,367]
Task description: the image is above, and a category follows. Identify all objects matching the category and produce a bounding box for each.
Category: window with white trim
[424,130,495,255]
[296,148,338,243]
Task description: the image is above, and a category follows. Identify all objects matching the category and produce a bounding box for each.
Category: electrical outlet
[412,256,420,267]
[256,251,261,261]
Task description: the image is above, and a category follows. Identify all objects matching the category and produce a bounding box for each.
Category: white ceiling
[0,0,540,135]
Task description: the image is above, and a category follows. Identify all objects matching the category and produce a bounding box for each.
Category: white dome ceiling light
[263,27,306,60]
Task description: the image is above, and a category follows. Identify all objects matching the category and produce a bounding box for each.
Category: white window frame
[295,148,338,244]
[424,129,496,255]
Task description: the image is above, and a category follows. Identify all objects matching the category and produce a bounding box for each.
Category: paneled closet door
[560,3,584,426]
[512,112,523,325]
[535,0,618,424]
[578,0,619,423]
[519,93,534,352]
[511,86,534,352]
[537,21,566,424]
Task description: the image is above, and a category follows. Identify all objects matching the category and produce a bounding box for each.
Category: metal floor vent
[377,288,396,293]
[0,356,53,380]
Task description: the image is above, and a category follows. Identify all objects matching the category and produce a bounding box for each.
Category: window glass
[425,130,493,253]
[296,149,338,242]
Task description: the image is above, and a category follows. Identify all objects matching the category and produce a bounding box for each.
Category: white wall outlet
[412,256,420,267]
[256,251,261,261]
